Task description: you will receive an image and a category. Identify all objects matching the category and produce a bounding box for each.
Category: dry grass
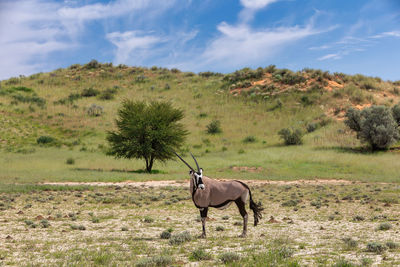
[1,182,400,266]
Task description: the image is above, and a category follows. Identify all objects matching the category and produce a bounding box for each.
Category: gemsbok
[174,152,263,238]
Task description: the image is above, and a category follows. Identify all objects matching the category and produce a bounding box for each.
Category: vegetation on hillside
[0,60,399,180]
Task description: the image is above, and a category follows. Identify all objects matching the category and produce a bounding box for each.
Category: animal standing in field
[174,152,263,238]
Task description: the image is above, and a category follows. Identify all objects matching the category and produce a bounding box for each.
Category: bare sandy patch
[41,178,358,188]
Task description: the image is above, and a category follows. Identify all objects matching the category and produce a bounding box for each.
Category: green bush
[81,87,99,97]
[306,122,318,133]
[377,222,392,231]
[386,241,399,249]
[242,135,256,143]
[366,242,386,253]
[66,158,75,165]
[84,59,100,69]
[206,120,222,134]
[216,225,225,231]
[40,220,50,228]
[160,230,171,239]
[189,248,212,261]
[87,104,103,117]
[169,231,192,245]
[143,216,154,223]
[37,136,56,145]
[135,255,173,267]
[332,258,357,267]
[278,128,303,145]
[218,252,240,263]
[345,106,400,150]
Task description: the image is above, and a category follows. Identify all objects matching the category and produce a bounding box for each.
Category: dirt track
[42,178,359,188]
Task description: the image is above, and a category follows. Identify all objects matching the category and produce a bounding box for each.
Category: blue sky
[0,0,399,80]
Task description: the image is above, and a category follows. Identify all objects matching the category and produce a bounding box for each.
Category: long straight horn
[174,151,195,171]
[190,153,200,173]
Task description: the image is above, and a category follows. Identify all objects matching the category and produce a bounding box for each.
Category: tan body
[190,176,248,208]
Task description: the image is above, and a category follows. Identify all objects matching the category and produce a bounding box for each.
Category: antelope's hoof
[239,233,247,238]
[199,234,206,239]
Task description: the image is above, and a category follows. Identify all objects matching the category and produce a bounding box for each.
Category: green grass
[1,143,400,184]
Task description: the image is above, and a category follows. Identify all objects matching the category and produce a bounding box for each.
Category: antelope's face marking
[190,168,205,190]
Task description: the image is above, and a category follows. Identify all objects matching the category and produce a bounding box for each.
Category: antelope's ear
[189,170,194,175]
[200,168,203,174]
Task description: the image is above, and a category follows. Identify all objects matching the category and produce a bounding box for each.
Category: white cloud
[0,0,176,80]
[239,0,278,22]
[184,22,320,71]
[240,0,278,9]
[371,31,400,39]
[106,31,162,65]
[318,53,341,61]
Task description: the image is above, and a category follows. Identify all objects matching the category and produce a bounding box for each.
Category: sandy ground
[41,178,358,188]
[2,180,399,266]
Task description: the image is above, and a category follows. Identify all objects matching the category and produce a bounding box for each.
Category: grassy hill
[1,61,400,184]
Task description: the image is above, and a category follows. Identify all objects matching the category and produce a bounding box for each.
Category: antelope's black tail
[235,180,264,226]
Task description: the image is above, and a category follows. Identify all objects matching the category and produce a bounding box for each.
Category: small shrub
[81,87,99,97]
[332,258,357,267]
[218,252,240,263]
[98,88,117,100]
[87,104,104,117]
[169,231,192,245]
[70,224,86,230]
[216,226,224,231]
[342,237,358,249]
[66,158,75,165]
[222,215,229,220]
[366,242,386,253]
[189,248,212,261]
[353,215,365,221]
[278,128,303,145]
[281,200,298,207]
[84,59,100,69]
[40,220,50,228]
[306,122,318,133]
[135,75,147,83]
[121,227,129,231]
[360,258,373,266]
[206,120,222,134]
[377,222,392,231]
[242,135,256,143]
[160,230,171,239]
[198,112,207,118]
[24,220,34,226]
[144,216,154,223]
[385,241,399,249]
[135,255,172,267]
[37,136,56,145]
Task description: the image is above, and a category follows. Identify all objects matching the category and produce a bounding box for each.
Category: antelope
[175,152,263,238]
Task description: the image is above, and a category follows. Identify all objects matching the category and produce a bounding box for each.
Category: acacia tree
[107,100,188,172]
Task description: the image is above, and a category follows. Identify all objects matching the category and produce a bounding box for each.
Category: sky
[0,0,399,81]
